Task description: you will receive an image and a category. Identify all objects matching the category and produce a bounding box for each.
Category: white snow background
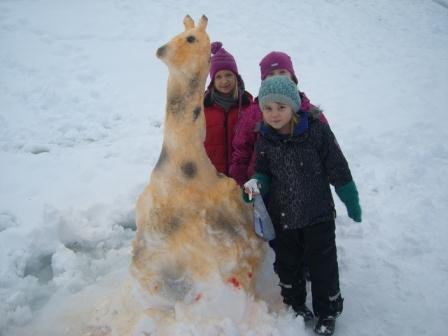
[1,0,448,335]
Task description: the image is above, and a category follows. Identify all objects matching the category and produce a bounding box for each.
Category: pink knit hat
[209,42,238,80]
[259,51,297,83]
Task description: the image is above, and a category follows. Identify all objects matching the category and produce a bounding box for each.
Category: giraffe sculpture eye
[186,35,196,43]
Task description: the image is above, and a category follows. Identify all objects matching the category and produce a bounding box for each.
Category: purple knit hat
[209,41,238,80]
[259,51,297,83]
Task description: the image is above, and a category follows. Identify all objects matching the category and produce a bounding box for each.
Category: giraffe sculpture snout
[156,44,167,58]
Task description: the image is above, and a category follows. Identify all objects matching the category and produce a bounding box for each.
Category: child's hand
[243,179,261,201]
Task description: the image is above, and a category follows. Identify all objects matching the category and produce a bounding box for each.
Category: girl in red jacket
[203,42,253,176]
[230,51,328,186]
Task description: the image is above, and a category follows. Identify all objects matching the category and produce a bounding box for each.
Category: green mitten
[335,181,362,222]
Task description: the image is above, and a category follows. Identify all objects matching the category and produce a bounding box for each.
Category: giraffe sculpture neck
[152,68,212,183]
[162,71,207,151]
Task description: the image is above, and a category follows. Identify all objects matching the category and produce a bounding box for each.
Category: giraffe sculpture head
[156,15,210,79]
[154,15,210,139]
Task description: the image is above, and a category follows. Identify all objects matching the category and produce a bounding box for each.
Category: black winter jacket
[255,116,353,230]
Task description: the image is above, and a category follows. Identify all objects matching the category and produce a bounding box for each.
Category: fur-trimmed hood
[308,105,325,122]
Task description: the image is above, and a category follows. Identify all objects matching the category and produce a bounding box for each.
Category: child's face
[266,68,293,80]
[213,70,237,95]
[261,102,293,134]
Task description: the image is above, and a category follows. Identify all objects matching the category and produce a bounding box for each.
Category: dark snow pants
[269,220,343,317]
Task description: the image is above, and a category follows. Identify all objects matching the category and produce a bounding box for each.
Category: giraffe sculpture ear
[198,15,208,31]
[184,15,195,30]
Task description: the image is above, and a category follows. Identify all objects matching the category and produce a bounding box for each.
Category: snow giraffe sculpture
[13,16,267,336]
[131,15,263,318]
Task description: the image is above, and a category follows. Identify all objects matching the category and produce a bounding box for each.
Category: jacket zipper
[223,108,229,175]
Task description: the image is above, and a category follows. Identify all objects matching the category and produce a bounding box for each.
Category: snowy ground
[1,0,448,335]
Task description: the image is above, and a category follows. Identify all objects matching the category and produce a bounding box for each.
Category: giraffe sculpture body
[131,15,263,315]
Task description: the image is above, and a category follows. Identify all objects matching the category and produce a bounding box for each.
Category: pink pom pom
[211,41,222,55]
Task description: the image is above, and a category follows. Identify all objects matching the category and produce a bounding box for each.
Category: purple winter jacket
[229,92,328,186]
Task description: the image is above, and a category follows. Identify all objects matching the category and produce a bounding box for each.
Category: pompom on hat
[258,76,301,113]
[259,51,297,83]
[209,41,239,80]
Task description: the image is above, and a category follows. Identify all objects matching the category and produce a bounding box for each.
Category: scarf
[212,90,238,113]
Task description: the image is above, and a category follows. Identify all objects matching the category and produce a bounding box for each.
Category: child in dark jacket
[203,42,253,176]
[243,76,362,336]
[230,51,327,186]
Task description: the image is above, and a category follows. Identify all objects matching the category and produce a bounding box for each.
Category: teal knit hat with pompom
[258,76,301,113]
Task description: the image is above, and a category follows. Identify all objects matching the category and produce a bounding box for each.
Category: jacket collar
[260,111,309,141]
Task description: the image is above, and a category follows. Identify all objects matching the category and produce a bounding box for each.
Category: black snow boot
[294,304,314,322]
[314,316,336,335]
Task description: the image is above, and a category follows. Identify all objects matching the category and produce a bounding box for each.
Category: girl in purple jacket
[230,51,328,186]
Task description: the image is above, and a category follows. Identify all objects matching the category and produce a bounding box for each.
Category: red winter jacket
[204,90,253,176]
[229,91,328,186]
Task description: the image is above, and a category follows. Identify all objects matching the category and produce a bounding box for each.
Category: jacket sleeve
[229,103,260,186]
[254,138,272,186]
[318,123,353,188]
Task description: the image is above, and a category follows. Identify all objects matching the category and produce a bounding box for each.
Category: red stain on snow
[195,293,202,302]
[228,276,241,289]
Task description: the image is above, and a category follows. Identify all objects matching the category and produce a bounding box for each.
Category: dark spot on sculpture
[160,266,192,300]
[166,216,181,234]
[207,211,239,237]
[189,76,199,90]
[181,161,197,178]
[154,146,167,170]
[156,44,166,58]
[186,35,196,43]
[188,76,199,96]
[192,106,201,121]
[168,94,185,115]
[168,75,198,114]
